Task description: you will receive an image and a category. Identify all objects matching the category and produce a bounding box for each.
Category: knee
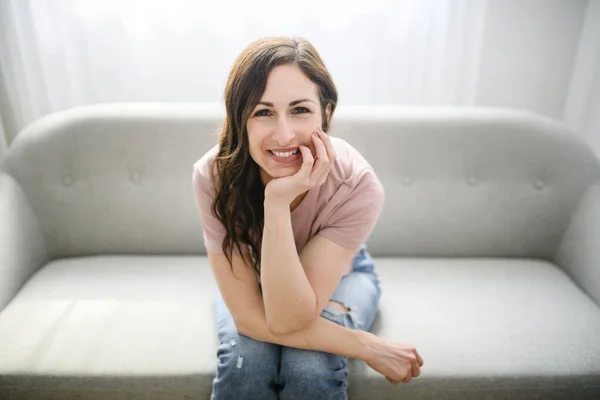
[279,347,348,399]
[216,333,278,376]
[212,332,279,398]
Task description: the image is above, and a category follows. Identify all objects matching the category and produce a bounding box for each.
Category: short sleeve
[316,170,385,249]
[192,163,245,255]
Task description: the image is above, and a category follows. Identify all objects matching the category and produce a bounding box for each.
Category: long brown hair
[211,37,338,275]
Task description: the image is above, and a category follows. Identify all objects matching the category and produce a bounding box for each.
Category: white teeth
[272,149,298,158]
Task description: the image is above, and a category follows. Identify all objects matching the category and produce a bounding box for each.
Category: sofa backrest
[334,106,600,258]
[4,103,600,259]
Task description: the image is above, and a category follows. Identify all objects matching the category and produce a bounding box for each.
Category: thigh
[329,244,381,332]
[213,288,281,369]
[279,309,349,400]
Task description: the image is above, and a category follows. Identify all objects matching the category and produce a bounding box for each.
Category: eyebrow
[257,98,315,107]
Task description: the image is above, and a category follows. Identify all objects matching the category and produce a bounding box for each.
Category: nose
[272,115,295,146]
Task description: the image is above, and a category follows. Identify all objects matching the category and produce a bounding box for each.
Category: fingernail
[313,132,318,138]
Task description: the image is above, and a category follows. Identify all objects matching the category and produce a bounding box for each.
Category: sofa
[1,103,599,400]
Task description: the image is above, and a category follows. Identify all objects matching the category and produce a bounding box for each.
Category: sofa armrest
[555,182,600,307]
[0,172,47,312]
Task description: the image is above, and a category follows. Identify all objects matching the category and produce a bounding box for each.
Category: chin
[263,163,299,179]
[267,168,296,178]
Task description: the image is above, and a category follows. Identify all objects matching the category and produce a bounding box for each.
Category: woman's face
[247,63,330,185]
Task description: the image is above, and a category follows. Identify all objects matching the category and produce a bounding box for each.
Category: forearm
[240,303,371,360]
[260,198,316,332]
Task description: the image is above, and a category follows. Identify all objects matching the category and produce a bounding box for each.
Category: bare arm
[260,199,317,334]
[209,250,424,382]
[260,128,357,334]
[260,200,362,334]
[211,250,368,358]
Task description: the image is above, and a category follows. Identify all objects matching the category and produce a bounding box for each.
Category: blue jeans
[210,244,381,400]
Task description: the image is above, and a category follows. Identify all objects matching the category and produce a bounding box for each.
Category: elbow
[266,311,317,336]
[266,320,303,336]
[266,320,295,336]
[264,296,320,335]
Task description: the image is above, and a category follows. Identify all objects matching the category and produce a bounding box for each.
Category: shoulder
[310,137,385,249]
[192,144,220,195]
[327,137,384,198]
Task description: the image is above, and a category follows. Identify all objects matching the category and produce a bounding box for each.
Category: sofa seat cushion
[0,256,218,399]
[354,258,600,399]
[0,256,599,400]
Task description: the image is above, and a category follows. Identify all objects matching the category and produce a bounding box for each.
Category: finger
[310,133,329,185]
[316,126,337,164]
[414,350,424,367]
[311,131,329,171]
[412,359,421,378]
[386,377,400,385]
[402,374,412,383]
[297,145,314,178]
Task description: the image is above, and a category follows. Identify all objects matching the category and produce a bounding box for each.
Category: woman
[192,37,423,400]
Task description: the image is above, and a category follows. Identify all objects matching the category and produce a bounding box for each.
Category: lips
[269,148,299,158]
[267,148,302,164]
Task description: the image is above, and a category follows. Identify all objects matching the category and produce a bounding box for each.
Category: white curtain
[563,0,600,157]
[0,0,488,147]
[0,114,6,164]
[0,0,597,161]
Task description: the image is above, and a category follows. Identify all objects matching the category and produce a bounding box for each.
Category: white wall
[476,0,588,120]
[0,118,6,166]
[564,0,600,156]
[0,0,594,149]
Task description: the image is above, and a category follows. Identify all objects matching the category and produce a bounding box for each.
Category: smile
[269,149,299,158]
[267,148,301,163]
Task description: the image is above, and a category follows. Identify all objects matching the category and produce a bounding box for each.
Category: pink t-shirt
[192,137,385,267]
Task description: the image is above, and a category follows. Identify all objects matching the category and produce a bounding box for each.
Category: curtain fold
[0,114,6,166]
[1,0,596,157]
[0,0,489,145]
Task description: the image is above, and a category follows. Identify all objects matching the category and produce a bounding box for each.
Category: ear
[325,103,332,122]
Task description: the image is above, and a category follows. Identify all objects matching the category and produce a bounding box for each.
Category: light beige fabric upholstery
[1,103,599,399]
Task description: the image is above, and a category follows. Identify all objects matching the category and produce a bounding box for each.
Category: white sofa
[1,103,600,400]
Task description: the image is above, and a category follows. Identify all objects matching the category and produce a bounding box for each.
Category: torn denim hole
[329,300,363,329]
[329,299,351,312]
[346,310,362,330]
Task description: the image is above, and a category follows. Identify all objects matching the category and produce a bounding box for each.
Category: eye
[254,109,271,117]
[292,107,310,114]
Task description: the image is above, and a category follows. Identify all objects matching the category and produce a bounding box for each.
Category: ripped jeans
[210,244,381,400]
